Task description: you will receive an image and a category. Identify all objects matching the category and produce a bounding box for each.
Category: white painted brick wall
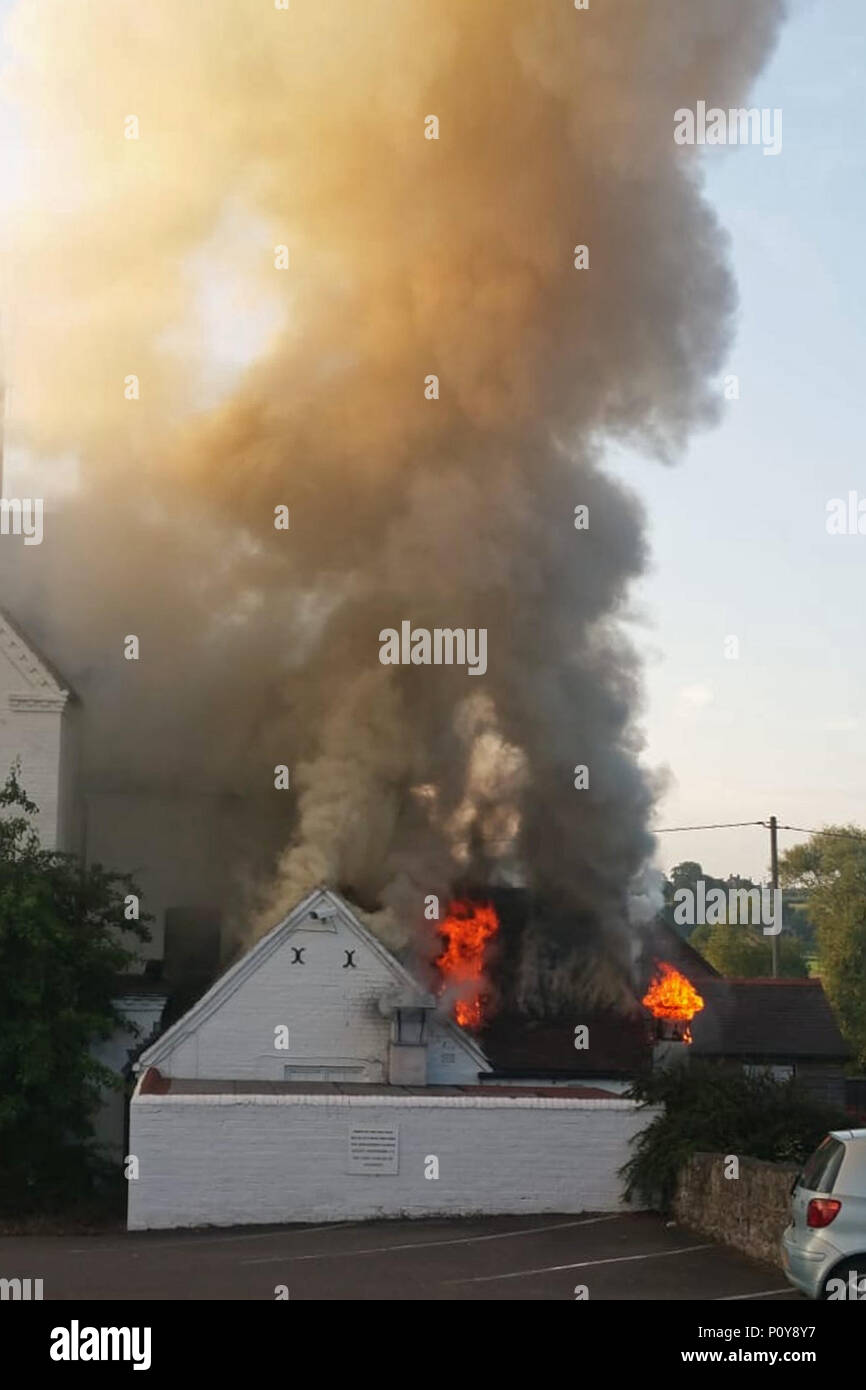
[0,703,66,849]
[181,921,394,1081]
[154,913,482,1086]
[127,1093,652,1229]
[0,626,76,851]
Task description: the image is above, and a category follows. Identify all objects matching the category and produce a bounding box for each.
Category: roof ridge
[0,606,76,698]
[711,977,822,986]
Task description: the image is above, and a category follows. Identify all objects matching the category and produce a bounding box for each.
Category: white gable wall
[0,617,77,851]
[426,1020,482,1084]
[142,892,487,1086]
[0,698,63,845]
[158,914,392,1082]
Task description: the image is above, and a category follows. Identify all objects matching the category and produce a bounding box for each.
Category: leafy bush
[0,765,149,1215]
[621,1061,848,1211]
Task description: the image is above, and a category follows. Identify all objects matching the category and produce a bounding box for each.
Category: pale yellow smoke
[4,0,781,475]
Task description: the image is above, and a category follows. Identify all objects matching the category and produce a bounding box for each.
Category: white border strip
[135,1091,641,1111]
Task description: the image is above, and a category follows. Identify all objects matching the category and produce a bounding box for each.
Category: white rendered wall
[127,1092,651,1229]
[148,912,483,1086]
[0,623,75,851]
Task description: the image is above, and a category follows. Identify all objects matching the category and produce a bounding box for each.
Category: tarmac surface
[1,1211,805,1301]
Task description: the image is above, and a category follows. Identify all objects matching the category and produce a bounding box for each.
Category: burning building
[126,887,849,1228]
[127,888,651,1230]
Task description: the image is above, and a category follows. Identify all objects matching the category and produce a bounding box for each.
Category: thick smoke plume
[0,1,784,1004]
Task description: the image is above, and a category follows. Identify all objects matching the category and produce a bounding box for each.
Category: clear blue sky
[608,0,866,881]
[1,0,861,884]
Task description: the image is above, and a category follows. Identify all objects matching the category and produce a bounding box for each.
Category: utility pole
[769,814,779,978]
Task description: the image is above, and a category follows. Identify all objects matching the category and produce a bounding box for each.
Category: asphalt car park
[1,1211,803,1301]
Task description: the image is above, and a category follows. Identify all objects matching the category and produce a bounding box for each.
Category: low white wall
[127,1091,650,1230]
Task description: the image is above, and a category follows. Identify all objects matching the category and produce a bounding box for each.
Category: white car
[782,1129,866,1299]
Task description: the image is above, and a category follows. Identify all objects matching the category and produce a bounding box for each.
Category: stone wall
[674,1151,797,1266]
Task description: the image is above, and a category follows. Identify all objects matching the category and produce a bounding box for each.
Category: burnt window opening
[343,949,356,969]
[394,1006,428,1045]
[291,947,306,964]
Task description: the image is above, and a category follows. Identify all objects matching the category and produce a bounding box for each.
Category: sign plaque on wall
[347,1126,399,1174]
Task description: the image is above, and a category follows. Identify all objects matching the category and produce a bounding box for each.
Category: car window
[799,1136,845,1193]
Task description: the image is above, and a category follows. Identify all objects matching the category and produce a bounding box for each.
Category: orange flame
[642,962,705,1024]
[435,899,499,1029]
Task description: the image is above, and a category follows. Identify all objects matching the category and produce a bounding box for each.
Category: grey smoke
[0,0,786,1004]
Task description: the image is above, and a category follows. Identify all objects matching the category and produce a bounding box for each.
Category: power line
[652,819,866,844]
[651,820,765,832]
[776,824,866,842]
[469,820,866,846]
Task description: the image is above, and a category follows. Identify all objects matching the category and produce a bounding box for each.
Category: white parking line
[717,1288,800,1300]
[68,1222,360,1254]
[449,1242,714,1283]
[241,1213,624,1265]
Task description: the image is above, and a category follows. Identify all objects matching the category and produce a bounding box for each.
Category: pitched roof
[0,606,76,701]
[482,1008,650,1079]
[481,920,725,1078]
[690,979,851,1060]
[638,919,721,981]
[136,886,490,1076]
[482,976,850,1074]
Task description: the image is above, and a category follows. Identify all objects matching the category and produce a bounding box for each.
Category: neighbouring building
[90,972,169,1155]
[0,604,242,968]
[0,608,79,852]
[0,604,228,1152]
[689,978,851,1107]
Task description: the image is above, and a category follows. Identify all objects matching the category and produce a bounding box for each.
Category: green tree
[780,826,866,1067]
[690,921,809,977]
[783,893,818,954]
[0,765,150,1213]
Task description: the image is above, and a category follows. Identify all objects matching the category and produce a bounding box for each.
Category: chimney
[386,991,435,1085]
[651,1017,692,1071]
